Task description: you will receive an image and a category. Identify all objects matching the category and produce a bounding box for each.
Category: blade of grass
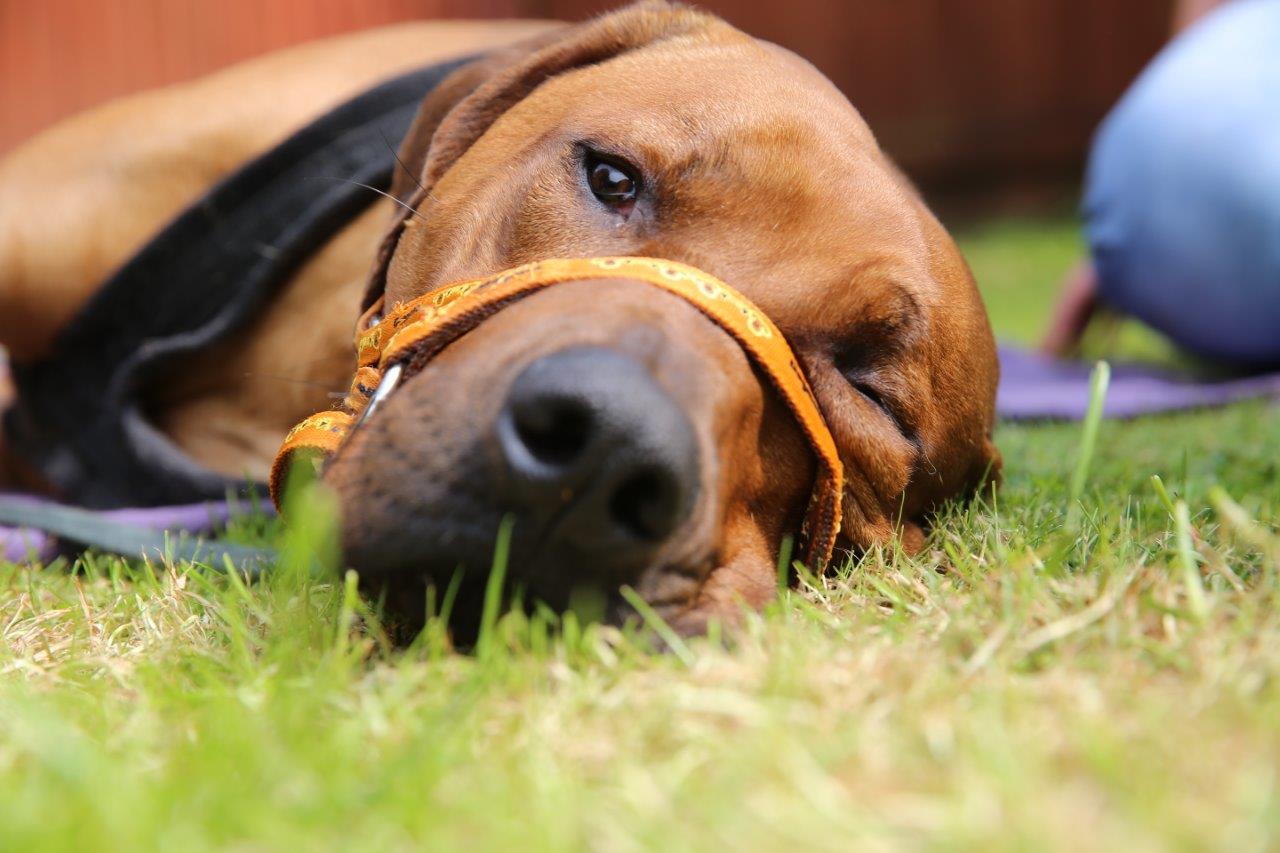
[775,534,795,594]
[1067,360,1111,527]
[334,568,360,654]
[1174,501,1209,622]
[1210,486,1280,568]
[476,515,515,660]
[1150,475,1177,517]
[1156,477,1243,593]
[619,585,694,666]
[439,566,466,627]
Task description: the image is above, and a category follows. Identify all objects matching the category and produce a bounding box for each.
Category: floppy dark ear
[385,33,564,204]
[365,0,718,308]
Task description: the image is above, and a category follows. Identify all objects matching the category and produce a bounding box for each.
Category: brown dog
[0,3,1000,634]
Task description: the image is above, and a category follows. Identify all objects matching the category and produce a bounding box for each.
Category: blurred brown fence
[1,0,1173,198]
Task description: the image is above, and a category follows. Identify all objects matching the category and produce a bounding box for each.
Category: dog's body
[0,19,559,479]
[0,4,999,633]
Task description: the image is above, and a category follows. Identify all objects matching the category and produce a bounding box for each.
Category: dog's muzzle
[270,257,844,569]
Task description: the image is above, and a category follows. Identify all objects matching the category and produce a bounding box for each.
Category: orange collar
[271,257,844,569]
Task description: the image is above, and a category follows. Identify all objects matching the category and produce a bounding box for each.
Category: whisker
[381,129,428,197]
[306,175,426,221]
[242,371,345,392]
[285,353,359,367]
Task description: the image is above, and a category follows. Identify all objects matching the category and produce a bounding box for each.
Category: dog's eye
[842,368,918,448]
[850,379,889,415]
[585,152,639,214]
[837,349,909,434]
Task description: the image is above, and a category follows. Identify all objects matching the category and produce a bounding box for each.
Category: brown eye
[586,153,639,212]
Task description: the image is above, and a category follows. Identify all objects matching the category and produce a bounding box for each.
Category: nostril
[512,395,593,468]
[498,346,700,552]
[609,467,681,541]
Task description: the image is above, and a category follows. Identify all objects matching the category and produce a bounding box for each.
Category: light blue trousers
[1084,0,1280,365]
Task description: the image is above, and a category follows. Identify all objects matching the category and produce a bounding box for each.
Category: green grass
[4,217,1280,850]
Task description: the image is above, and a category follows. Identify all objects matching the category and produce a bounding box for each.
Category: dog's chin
[342,513,711,644]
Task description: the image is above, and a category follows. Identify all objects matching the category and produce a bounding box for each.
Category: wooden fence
[1,0,1173,194]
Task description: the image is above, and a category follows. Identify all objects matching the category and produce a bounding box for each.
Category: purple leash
[0,493,275,569]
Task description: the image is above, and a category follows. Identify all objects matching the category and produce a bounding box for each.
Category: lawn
[3,217,1279,850]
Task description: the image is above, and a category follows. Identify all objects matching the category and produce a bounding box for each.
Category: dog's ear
[384,35,560,205]
[365,1,718,308]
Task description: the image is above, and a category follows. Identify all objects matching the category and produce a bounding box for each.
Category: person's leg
[1083,0,1280,366]
[1042,260,1100,357]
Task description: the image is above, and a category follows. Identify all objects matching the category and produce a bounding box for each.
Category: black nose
[496,346,700,554]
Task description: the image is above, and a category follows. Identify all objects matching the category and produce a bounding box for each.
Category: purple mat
[997,345,1280,420]
[4,347,1278,563]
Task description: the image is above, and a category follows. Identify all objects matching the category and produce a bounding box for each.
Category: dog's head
[320,1,1000,634]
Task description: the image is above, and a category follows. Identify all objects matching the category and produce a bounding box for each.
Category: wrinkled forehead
[525,35,880,159]
[442,30,953,334]
[511,40,923,231]
[560,40,936,299]
[624,42,865,136]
